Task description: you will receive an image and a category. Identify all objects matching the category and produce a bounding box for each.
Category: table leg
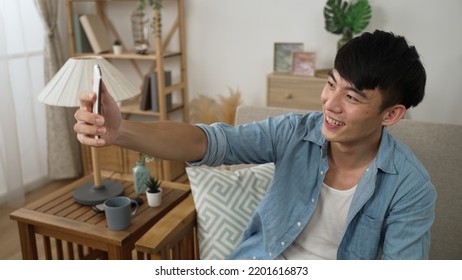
[16,222,38,260]
[107,245,133,260]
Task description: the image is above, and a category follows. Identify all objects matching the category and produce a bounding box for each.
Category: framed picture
[292,51,316,76]
[273,42,304,73]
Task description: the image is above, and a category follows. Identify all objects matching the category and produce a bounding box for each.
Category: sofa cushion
[186,163,274,260]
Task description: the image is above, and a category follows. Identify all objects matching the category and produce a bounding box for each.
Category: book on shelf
[150,71,173,112]
[139,74,151,111]
[72,14,92,53]
[79,14,112,54]
[139,71,173,112]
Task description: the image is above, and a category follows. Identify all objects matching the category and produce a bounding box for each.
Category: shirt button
[297,222,302,227]
[268,252,272,257]
[281,241,285,246]
[252,256,256,260]
[366,168,370,172]
[320,170,324,175]
[311,198,315,203]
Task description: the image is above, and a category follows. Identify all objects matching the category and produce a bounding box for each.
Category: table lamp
[38,56,140,205]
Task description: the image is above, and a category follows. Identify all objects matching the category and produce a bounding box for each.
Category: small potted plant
[145,175,162,207]
[113,39,122,55]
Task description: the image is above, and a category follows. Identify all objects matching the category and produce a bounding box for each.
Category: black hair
[334,30,426,111]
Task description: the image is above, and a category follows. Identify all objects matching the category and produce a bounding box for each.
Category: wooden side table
[9,173,189,260]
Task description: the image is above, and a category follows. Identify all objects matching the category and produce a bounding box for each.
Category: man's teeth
[326,116,346,126]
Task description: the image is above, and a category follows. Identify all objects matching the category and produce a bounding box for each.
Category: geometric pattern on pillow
[186,163,275,260]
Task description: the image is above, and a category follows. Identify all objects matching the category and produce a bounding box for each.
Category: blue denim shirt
[192,112,436,260]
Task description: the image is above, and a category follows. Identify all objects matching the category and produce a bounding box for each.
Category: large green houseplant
[323,0,372,49]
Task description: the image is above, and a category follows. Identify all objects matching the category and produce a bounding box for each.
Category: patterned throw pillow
[186,163,275,260]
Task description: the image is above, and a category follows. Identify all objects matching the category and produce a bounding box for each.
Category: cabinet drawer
[267,73,325,111]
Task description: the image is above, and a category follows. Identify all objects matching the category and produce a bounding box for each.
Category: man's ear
[382,105,406,126]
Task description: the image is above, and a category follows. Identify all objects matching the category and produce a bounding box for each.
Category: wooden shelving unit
[66,0,189,182]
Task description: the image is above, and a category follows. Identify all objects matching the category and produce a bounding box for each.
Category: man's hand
[74,82,121,147]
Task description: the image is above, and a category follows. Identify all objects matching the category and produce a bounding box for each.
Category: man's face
[320,69,389,149]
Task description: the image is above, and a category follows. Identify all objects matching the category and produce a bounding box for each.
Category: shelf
[73,51,182,60]
[270,69,330,80]
[69,0,135,2]
[67,0,189,181]
[120,98,185,117]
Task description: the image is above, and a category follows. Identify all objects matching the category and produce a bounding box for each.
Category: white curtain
[0,0,48,206]
[34,0,82,181]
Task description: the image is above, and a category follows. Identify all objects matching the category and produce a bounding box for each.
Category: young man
[74,30,436,259]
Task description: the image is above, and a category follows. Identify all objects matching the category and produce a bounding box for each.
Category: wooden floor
[0,179,74,260]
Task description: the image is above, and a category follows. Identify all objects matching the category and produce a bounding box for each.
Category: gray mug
[104,196,139,231]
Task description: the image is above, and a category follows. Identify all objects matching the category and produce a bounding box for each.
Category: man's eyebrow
[328,70,368,99]
[328,70,336,82]
[346,85,368,99]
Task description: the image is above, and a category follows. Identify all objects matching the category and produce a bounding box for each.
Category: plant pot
[146,188,162,207]
[337,27,353,50]
[113,45,122,55]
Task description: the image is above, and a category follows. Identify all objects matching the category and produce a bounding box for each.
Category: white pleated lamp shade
[38,56,140,107]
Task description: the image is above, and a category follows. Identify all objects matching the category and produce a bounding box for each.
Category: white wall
[66,0,462,125]
[183,0,462,125]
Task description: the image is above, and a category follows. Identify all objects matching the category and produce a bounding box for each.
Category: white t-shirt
[279,183,357,260]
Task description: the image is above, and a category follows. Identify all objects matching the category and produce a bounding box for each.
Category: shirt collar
[302,113,329,158]
[303,112,325,145]
[375,127,398,174]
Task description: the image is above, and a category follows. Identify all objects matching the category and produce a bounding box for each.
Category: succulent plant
[146,176,161,193]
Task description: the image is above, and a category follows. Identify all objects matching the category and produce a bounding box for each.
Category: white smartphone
[92,64,102,140]
[92,64,102,116]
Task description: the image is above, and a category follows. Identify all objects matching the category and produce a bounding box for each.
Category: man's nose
[323,90,342,113]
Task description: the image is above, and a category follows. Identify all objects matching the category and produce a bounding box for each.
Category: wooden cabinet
[267,71,329,111]
[66,0,188,182]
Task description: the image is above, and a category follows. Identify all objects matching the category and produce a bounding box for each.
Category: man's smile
[325,115,346,127]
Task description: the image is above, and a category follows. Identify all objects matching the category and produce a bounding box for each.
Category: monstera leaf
[324,0,371,35]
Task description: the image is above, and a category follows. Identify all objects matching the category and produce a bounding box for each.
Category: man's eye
[327,81,334,88]
[346,95,359,102]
